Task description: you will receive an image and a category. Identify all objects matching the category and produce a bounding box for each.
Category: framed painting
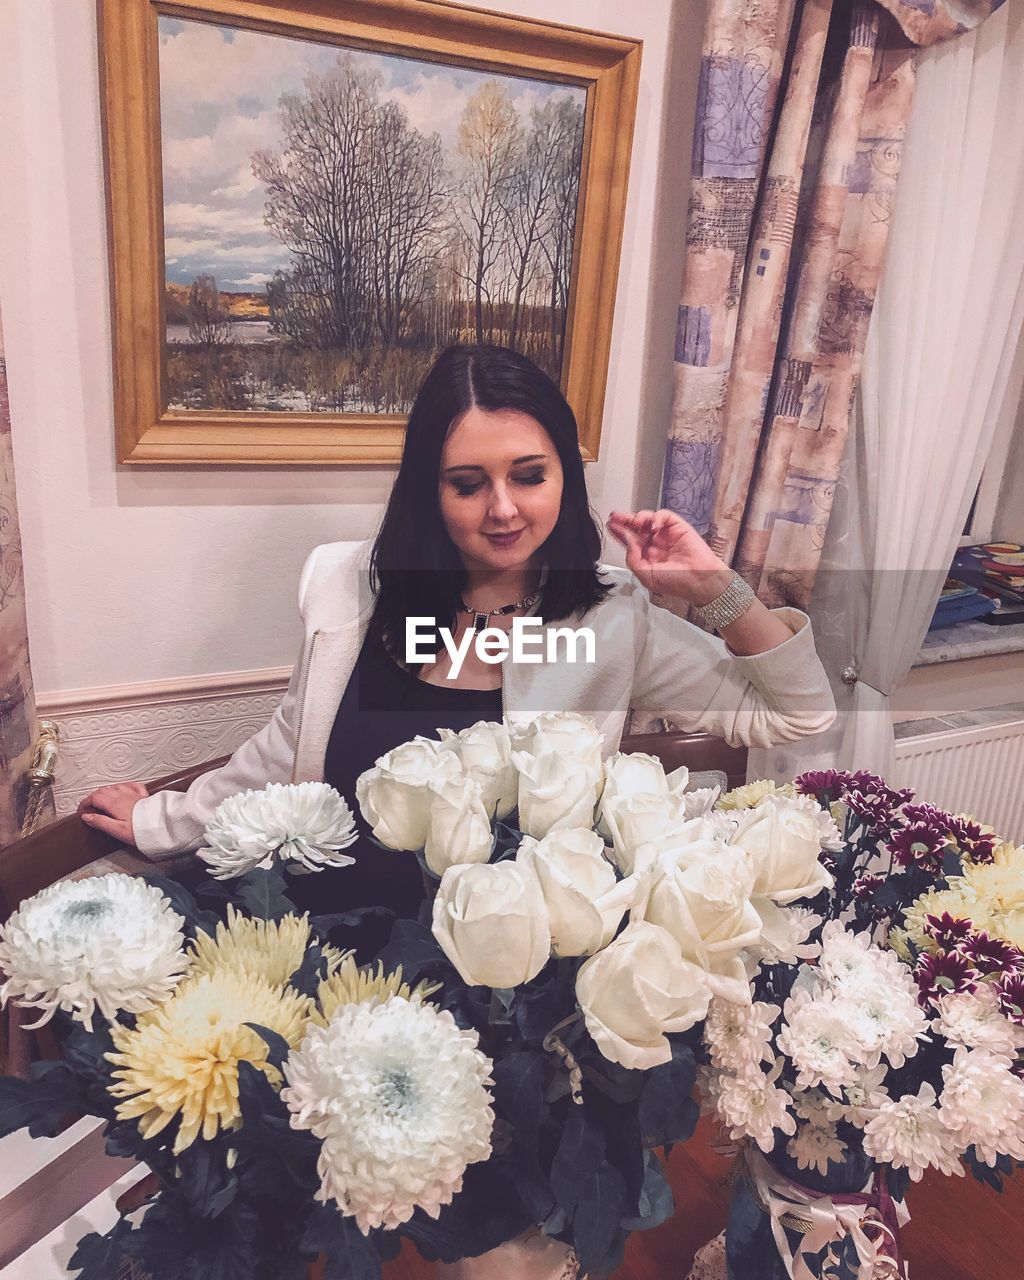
[99,0,642,464]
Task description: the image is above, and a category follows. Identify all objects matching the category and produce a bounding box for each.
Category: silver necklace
[457,590,539,633]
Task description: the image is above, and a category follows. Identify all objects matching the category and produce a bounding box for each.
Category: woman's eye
[453,483,481,497]
[515,472,545,486]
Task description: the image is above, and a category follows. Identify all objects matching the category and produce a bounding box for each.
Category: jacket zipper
[292,628,320,780]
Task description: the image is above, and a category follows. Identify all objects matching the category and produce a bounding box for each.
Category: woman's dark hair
[367,343,612,658]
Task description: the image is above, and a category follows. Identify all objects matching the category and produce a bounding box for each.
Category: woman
[79,343,836,949]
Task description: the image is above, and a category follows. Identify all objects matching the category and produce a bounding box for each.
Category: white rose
[603,794,728,875]
[643,842,762,1003]
[595,751,690,841]
[509,712,604,772]
[356,738,463,851]
[517,829,636,958]
[730,803,833,904]
[432,861,551,989]
[423,773,494,877]
[575,922,712,1069]
[511,749,603,838]
[437,721,517,820]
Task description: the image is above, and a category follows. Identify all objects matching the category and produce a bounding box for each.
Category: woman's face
[438,407,565,575]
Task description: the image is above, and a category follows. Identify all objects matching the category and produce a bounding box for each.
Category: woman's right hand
[77,781,150,846]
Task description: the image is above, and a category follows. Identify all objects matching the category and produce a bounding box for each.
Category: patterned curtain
[661,0,1007,609]
[0,303,42,843]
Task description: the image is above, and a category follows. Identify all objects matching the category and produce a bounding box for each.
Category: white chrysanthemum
[777,989,867,1094]
[704,998,780,1073]
[836,979,928,1071]
[934,987,1024,1055]
[790,1087,835,1126]
[787,1120,848,1175]
[282,996,494,1234]
[716,1059,797,1153]
[199,782,357,879]
[818,923,905,993]
[862,1084,964,1181]
[833,1065,890,1128]
[0,874,188,1030]
[938,1047,1024,1166]
[750,902,822,965]
[758,790,845,852]
[717,780,795,810]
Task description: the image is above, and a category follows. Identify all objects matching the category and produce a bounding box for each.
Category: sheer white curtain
[747,0,1024,785]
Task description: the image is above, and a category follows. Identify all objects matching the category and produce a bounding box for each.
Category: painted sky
[159,16,585,292]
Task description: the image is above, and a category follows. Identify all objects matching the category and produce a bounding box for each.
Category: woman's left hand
[607,509,733,604]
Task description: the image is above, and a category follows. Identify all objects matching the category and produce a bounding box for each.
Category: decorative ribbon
[741,1144,911,1280]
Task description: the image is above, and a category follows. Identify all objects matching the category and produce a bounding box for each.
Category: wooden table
[376,1117,1023,1279]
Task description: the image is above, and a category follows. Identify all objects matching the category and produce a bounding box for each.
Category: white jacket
[131,539,838,858]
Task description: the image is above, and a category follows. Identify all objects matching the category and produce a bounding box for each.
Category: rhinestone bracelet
[691,572,756,632]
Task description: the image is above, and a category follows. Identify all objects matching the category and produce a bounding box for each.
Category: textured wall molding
[36,668,289,817]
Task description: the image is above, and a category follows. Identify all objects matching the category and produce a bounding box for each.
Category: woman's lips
[484,528,525,547]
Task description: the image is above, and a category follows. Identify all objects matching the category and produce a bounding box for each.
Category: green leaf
[0,1070,83,1138]
[620,1150,674,1231]
[245,1023,292,1074]
[572,1162,628,1277]
[492,1052,545,1156]
[550,1104,605,1217]
[301,1204,382,1280]
[232,865,297,920]
[638,1041,697,1147]
[68,1220,137,1280]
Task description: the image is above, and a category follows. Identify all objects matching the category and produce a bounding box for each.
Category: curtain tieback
[840,667,889,696]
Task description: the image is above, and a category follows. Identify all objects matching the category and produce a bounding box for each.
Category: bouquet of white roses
[353,712,838,1276]
[695,771,1024,1280]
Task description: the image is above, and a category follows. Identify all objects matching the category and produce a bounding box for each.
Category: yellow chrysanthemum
[316,955,440,1024]
[961,859,1024,950]
[107,970,312,1154]
[188,907,315,988]
[887,927,914,963]
[718,779,795,811]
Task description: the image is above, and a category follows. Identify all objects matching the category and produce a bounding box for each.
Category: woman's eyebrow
[441,454,548,475]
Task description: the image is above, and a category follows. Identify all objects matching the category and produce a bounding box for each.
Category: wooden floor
[381,1118,1023,1278]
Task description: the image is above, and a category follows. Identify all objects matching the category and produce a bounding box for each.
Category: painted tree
[455,81,523,345]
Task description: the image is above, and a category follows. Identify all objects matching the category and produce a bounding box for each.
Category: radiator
[893,713,1024,843]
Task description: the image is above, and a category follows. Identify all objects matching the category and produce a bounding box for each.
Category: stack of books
[942,541,1024,627]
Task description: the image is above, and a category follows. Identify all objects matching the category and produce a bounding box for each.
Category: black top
[286,626,503,959]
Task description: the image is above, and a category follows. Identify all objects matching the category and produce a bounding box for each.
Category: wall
[0,0,705,699]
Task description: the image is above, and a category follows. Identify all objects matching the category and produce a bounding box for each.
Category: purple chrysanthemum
[900,802,953,827]
[923,913,974,948]
[794,770,853,803]
[887,823,952,876]
[995,973,1024,1026]
[947,815,997,864]
[957,931,1024,978]
[914,951,979,1007]
[846,773,914,808]
[845,792,902,839]
[852,872,885,899]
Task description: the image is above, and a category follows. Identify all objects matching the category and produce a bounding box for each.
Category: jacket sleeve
[628,582,838,749]
[129,547,321,860]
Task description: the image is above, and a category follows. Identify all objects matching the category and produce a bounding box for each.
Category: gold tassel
[20,719,59,838]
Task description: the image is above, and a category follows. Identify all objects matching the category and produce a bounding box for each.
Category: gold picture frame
[99,0,642,465]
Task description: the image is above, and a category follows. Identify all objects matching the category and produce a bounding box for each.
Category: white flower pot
[435,1228,579,1279]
